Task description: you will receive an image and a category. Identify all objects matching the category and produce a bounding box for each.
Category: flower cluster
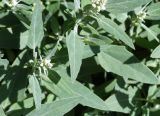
[11,0,18,6]
[137,11,147,22]
[28,58,53,76]
[4,0,19,7]
[40,59,53,69]
[39,58,53,75]
[92,0,107,12]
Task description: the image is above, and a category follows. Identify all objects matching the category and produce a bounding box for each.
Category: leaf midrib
[100,52,158,83]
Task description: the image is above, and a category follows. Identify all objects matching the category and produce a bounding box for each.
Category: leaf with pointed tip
[42,68,108,111]
[27,97,81,116]
[66,26,84,81]
[106,0,151,14]
[20,31,29,50]
[146,2,160,20]
[46,41,60,59]
[141,23,159,42]
[7,97,34,116]
[95,15,135,49]
[98,45,159,84]
[29,75,42,110]
[0,105,6,116]
[74,0,80,10]
[151,45,160,58]
[105,78,140,113]
[27,0,44,49]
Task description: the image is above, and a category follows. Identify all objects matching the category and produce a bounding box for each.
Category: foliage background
[0,0,160,115]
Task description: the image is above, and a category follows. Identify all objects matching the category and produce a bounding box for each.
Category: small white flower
[101,4,106,10]
[41,59,53,69]
[92,0,107,12]
[97,6,101,12]
[137,11,147,22]
[11,0,18,6]
[29,59,34,64]
[92,3,96,8]
[40,62,44,67]
[154,104,160,109]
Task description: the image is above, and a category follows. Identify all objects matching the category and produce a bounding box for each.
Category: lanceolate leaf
[29,75,42,110]
[0,105,6,116]
[141,23,159,42]
[95,15,135,49]
[27,97,81,116]
[7,97,34,116]
[98,45,159,84]
[74,0,80,10]
[105,94,131,113]
[106,0,151,13]
[105,78,140,113]
[66,26,84,81]
[46,40,60,59]
[146,2,160,20]
[0,51,29,108]
[151,45,160,58]
[20,31,29,50]
[1,0,160,115]
[27,0,44,49]
[42,68,108,111]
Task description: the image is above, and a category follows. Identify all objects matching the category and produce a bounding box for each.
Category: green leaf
[151,45,160,58]
[147,85,157,99]
[105,94,131,113]
[141,24,160,42]
[0,105,6,116]
[7,97,34,116]
[140,23,159,42]
[46,40,60,59]
[95,15,135,49]
[27,97,81,116]
[14,4,32,26]
[74,0,80,10]
[45,1,60,24]
[20,31,29,49]
[0,59,9,70]
[66,26,84,81]
[27,0,44,49]
[146,2,160,20]
[20,0,34,4]
[98,45,159,84]
[81,0,91,8]
[0,50,29,108]
[42,68,108,111]
[29,75,42,110]
[106,0,151,14]
[105,79,140,113]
